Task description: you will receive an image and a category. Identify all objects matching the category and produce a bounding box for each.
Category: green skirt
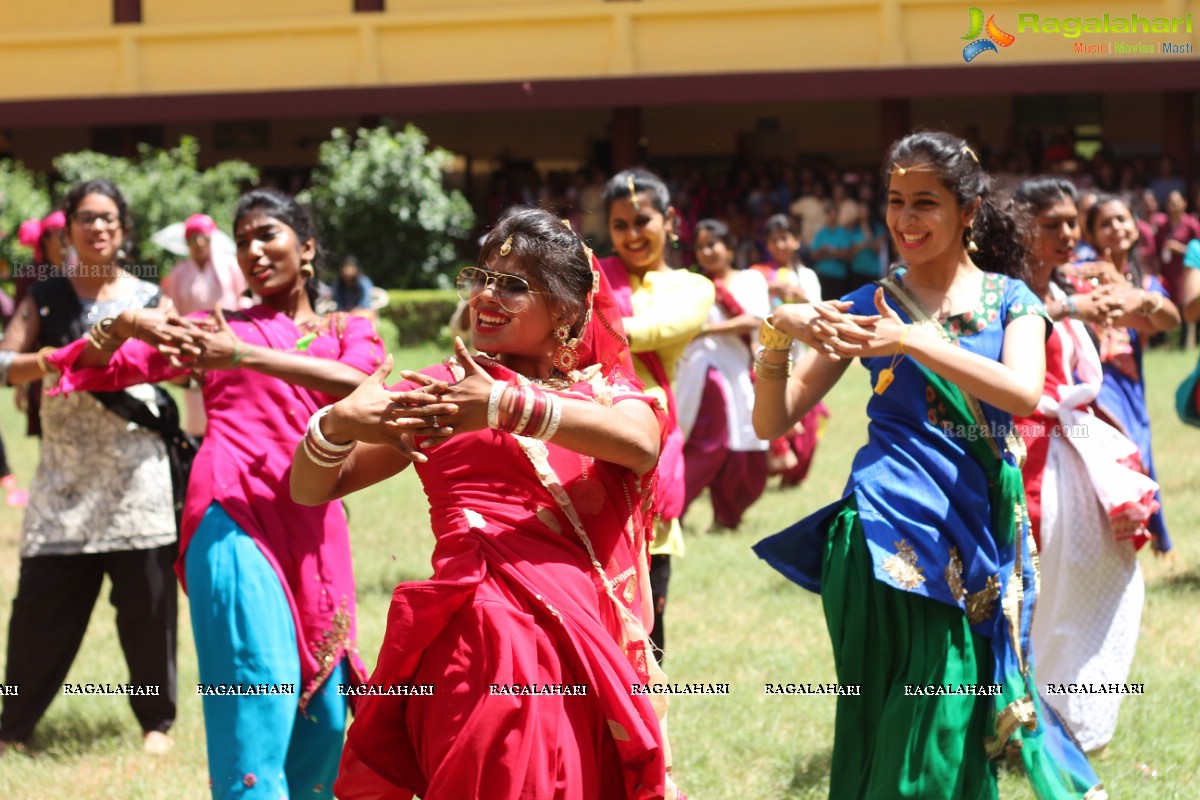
[821,500,1000,800]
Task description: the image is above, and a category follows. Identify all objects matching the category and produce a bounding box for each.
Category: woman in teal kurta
[752,132,1106,799]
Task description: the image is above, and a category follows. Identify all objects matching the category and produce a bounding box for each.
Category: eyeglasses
[456,266,541,314]
[72,211,120,228]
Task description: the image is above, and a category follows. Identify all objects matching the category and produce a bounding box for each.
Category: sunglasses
[456,266,542,314]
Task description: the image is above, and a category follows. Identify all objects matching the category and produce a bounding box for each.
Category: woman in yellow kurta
[598,168,714,663]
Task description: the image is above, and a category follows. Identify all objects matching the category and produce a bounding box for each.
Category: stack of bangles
[755,315,793,380]
[303,405,356,468]
[487,380,564,440]
[88,316,121,352]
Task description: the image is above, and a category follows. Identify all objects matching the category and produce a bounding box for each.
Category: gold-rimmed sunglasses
[456,266,543,314]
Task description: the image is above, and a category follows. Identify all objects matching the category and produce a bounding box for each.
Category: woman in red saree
[292,208,681,800]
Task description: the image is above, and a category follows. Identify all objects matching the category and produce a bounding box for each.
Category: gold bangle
[754,350,792,380]
[36,346,57,374]
[758,315,794,351]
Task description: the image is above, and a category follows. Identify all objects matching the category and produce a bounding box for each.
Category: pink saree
[48,307,385,703]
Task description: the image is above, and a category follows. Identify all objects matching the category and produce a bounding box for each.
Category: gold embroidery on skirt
[965,575,1001,625]
[882,539,926,589]
[945,547,966,603]
[300,602,354,712]
[985,695,1037,758]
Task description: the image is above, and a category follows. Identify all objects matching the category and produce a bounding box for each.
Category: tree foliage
[53,136,258,271]
[300,125,475,289]
[0,160,52,272]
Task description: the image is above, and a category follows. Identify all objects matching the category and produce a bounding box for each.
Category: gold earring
[965,227,979,254]
[552,324,579,373]
[300,261,315,279]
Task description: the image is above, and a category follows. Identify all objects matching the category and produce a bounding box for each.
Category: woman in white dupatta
[1013,177,1160,755]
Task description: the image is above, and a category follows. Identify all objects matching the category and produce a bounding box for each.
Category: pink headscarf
[16,211,66,263]
[184,213,217,239]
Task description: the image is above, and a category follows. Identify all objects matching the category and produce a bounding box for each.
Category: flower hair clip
[499,235,514,257]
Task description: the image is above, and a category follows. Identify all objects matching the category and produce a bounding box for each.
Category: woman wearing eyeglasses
[43,188,386,799]
[293,207,683,800]
[0,179,179,756]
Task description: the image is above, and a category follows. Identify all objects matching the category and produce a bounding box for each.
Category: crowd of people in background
[0,123,1197,800]
[483,135,1200,337]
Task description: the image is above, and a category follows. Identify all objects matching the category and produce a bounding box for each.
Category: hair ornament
[961,145,980,163]
[626,175,641,211]
[499,235,514,257]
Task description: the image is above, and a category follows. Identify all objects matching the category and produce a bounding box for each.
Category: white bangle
[308,405,355,452]
[302,436,349,468]
[487,380,506,430]
[536,394,563,441]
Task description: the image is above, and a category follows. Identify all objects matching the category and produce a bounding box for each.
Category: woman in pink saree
[292,208,682,799]
[47,189,385,799]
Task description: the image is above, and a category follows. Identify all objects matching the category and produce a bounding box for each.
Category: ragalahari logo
[962,7,1016,61]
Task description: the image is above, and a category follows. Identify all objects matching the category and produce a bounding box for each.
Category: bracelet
[487,379,506,429]
[307,405,356,452]
[302,435,351,468]
[758,315,794,351]
[0,350,15,387]
[36,346,58,375]
[1143,291,1163,315]
[537,394,563,440]
[231,342,251,366]
[88,316,120,351]
[754,350,792,380]
[1063,295,1079,319]
[493,384,563,439]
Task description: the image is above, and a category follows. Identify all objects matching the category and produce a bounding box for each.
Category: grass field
[0,344,1196,799]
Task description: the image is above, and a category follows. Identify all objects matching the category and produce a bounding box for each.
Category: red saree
[337,259,678,800]
[336,362,672,800]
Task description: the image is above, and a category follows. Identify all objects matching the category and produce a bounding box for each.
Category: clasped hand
[769,289,910,360]
[324,339,498,462]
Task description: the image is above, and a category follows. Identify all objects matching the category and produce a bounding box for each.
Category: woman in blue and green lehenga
[751,131,1107,799]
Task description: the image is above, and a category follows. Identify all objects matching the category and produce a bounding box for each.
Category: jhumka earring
[300,261,315,279]
[669,231,680,249]
[553,324,580,372]
[965,226,979,254]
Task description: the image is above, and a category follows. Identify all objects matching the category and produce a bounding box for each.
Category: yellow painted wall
[1,0,1195,101]
[0,2,110,32]
[143,0,348,25]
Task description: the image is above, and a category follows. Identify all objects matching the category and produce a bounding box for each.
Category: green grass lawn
[0,345,1196,799]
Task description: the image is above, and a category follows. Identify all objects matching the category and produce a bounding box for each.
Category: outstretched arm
[0,295,50,386]
[190,308,378,399]
[291,356,458,505]
[753,349,851,440]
